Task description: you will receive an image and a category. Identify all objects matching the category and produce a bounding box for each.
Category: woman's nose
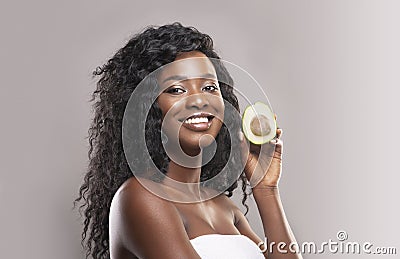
[185,93,209,110]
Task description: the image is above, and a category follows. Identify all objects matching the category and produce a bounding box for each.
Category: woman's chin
[198,134,216,148]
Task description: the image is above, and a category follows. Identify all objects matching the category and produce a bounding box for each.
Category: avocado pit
[250,115,271,136]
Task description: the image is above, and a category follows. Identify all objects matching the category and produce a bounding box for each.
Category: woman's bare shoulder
[109,177,200,259]
[110,177,174,224]
[212,192,241,211]
[115,177,162,201]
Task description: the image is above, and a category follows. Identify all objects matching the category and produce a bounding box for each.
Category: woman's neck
[161,151,205,199]
[165,157,202,183]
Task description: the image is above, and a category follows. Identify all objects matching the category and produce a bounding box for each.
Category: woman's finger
[276,127,283,139]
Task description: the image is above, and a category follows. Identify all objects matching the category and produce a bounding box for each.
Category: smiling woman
[156,51,225,156]
[75,22,302,259]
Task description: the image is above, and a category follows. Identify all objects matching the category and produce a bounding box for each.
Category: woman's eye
[166,87,185,94]
[203,84,219,92]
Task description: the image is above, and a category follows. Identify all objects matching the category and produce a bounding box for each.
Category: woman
[75,22,302,259]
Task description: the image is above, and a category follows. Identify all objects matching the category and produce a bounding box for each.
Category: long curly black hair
[75,22,250,259]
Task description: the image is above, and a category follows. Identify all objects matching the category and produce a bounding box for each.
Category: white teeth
[184,117,209,124]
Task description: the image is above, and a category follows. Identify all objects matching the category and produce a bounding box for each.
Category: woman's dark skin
[109,51,302,259]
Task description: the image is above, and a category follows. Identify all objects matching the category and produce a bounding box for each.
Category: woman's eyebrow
[161,73,217,84]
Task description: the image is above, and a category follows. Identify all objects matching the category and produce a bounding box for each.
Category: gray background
[1,0,399,258]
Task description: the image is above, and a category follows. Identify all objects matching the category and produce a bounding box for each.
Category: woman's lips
[179,113,215,132]
[182,118,213,131]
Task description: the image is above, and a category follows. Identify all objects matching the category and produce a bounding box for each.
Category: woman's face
[157,51,225,156]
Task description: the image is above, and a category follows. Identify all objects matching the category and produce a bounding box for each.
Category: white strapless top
[189,234,264,259]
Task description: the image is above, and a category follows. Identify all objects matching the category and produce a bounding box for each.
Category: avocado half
[242,102,277,145]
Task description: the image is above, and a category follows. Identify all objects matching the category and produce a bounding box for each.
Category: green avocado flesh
[242,102,276,145]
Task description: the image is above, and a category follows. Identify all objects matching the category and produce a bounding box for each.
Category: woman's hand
[240,114,283,189]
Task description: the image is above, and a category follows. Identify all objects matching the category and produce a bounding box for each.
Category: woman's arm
[252,187,301,259]
[240,126,302,259]
[109,177,201,259]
